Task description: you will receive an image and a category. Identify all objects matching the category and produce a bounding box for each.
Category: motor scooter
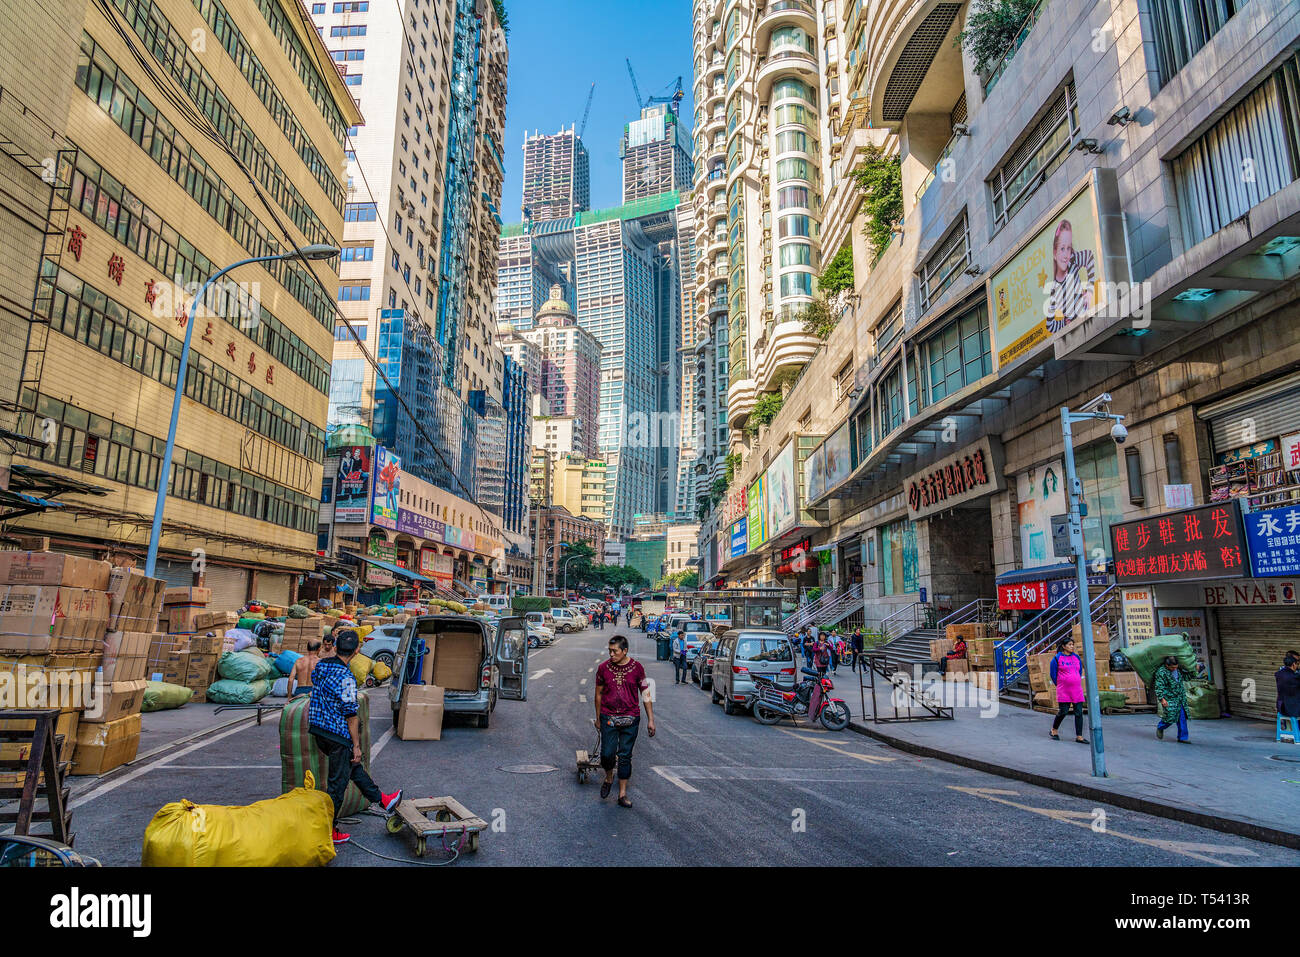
[750,668,851,730]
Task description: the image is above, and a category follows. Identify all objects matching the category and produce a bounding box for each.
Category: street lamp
[145,244,339,577]
[1061,392,1126,779]
[561,553,581,600]
[543,541,569,594]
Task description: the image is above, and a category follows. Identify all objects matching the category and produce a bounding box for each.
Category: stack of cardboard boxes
[0,552,165,776]
[281,616,326,653]
[160,631,232,703]
[1028,622,1122,711]
[934,623,1000,691]
[162,586,211,637]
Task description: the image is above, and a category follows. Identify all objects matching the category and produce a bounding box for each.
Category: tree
[491,0,509,34]
[724,452,742,485]
[958,0,1039,77]
[655,570,699,590]
[852,144,903,261]
[799,296,837,340]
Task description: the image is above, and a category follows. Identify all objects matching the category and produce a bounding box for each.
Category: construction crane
[625,60,685,116]
[578,82,596,139]
[625,59,643,113]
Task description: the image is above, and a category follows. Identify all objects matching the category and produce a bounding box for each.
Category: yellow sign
[988,177,1105,370]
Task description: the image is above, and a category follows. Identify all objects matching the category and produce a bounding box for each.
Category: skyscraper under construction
[521,127,591,222]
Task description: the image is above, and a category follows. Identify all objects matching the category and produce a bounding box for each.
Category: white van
[477,594,512,614]
[550,607,584,632]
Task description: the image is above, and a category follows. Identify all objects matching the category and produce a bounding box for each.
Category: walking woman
[1048,636,1087,743]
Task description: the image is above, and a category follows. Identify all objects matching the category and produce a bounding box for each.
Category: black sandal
[600,780,612,799]
[617,796,633,808]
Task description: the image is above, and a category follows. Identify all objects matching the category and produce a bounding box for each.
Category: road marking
[653,766,699,793]
[655,765,883,785]
[70,719,257,809]
[371,727,396,759]
[587,667,594,673]
[580,677,588,685]
[775,728,897,764]
[948,786,1258,866]
[530,668,554,680]
[579,694,588,703]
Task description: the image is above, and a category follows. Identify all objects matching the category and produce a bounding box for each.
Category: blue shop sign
[1243,504,1300,577]
[996,638,1028,689]
[1046,572,1111,608]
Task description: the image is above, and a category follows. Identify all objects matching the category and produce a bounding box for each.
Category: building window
[334,1,369,10]
[876,362,904,438]
[834,358,855,404]
[331,49,365,61]
[311,3,325,12]
[341,243,374,261]
[1149,0,1241,88]
[335,323,367,340]
[873,298,903,356]
[338,283,371,301]
[918,213,969,313]
[343,74,362,86]
[880,519,918,595]
[1173,51,1300,247]
[330,25,367,37]
[921,301,992,405]
[344,202,377,221]
[990,80,1078,230]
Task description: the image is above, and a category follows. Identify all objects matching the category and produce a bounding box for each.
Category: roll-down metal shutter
[155,560,195,588]
[258,573,292,607]
[203,564,249,613]
[1213,607,1299,721]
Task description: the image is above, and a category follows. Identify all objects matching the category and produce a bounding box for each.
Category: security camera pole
[1060,394,1126,777]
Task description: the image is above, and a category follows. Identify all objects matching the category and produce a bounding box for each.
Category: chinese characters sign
[997,580,1048,610]
[1242,504,1300,577]
[1110,503,1247,584]
[905,437,1005,520]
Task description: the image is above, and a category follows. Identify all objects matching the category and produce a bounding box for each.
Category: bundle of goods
[206,650,274,704]
[162,586,211,636]
[141,681,193,712]
[278,695,373,816]
[161,632,230,703]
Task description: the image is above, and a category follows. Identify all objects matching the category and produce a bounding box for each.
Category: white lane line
[587,667,594,673]
[774,727,896,764]
[653,766,699,793]
[371,727,396,759]
[580,677,588,685]
[579,694,588,704]
[70,719,257,809]
[530,668,554,680]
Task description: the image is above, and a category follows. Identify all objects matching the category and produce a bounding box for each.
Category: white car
[550,608,584,632]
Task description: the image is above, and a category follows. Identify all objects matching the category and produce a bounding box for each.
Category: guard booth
[684,588,795,629]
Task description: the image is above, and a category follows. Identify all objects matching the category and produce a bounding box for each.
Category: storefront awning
[995,562,1078,586]
[351,553,434,583]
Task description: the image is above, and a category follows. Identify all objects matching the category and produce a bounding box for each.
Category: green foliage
[958,0,1040,76]
[491,0,509,33]
[805,586,823,604]
[745,393,784,436]
[798,297,837,341]
[852,144,903,261]
[724,452,742,485]
[818,245,854,296]
[655,570,700,590]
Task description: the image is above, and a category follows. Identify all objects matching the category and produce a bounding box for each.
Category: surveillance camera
[1111,423,1128,444]
[1107,106,1133,126]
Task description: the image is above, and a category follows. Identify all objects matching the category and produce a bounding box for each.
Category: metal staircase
[781,582,862,633]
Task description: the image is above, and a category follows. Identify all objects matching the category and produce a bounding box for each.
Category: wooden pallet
[385,796,487,857]
[1102,704,1157,715]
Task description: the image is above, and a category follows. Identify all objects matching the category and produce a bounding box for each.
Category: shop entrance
[1214,607,1299,721]
[924,501,996,616]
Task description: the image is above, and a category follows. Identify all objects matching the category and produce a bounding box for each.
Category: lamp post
[561,554,580,600]
[145,245,339,577]
[1060,393,1127,779]
[543,541,569,595]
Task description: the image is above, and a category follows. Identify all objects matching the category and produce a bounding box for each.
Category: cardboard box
[1033,688,1058,709]
[969,637,998,657]
[163,586,211,606]
[83,678,146,723]
[71,713,141,775]
[432,631,481,691]
[1071,621,1110,650]
[107,567,166,630]
[971,670,999,692]
[162,650,190,685]
[929,637,955,659]
[101,631,150,683]
[945,622,991,643]
[0,551,111,590]
[0,585,111,653]
[945,658,969,674]
[1111,671,1144,691]
[1121,685,1148,706]
[195,610,239,631]
[968,653,995,668]
[0,709,79,784]
[0,652,101,712]
[397,685,445,740]
[184,653,218,687]
[187,632,233,656]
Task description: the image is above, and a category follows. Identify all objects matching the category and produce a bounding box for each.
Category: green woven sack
[206,678,271,704]
[278,694,371,816]
[1124,633,1198,683]
[141,681,193,712]
[1098,690,1128,710]
[288,604,312,619]
[1185,680,1221,719]
[217,650,275,682]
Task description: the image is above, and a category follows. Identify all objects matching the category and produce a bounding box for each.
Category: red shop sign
[998,580,1048,610]
[1110,502,1247,584]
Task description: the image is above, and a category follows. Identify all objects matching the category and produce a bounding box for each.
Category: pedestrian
[850,627,864,673]
[1154,655,1191,743]
[594,609,604,631]
[308,629,402,845]
[829,634,842,674]
[672,628,689,684]
[1277,651,1300,726]
[811,635,830,676]
[1047,637,1087,743]
[594,635,655,809]
[287,638,321,698]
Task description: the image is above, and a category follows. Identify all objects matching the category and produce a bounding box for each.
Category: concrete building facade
[522,127,590,222]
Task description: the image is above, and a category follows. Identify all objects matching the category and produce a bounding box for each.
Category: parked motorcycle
[750,669,851,731]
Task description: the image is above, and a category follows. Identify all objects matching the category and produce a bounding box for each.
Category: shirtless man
[288,639,322,698]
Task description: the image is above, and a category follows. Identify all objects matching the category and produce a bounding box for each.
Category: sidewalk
[835,665,1300,850]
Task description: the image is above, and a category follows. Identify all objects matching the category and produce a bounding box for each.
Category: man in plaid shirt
[309,629,402,845]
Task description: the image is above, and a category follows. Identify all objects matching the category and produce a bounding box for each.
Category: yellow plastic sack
[357,624,373,639]
[141,771,335,867]
[371,660,392,683]
[349,653,374,684]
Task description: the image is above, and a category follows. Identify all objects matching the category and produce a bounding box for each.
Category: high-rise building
[622,103,695,203]
[495,329,542,402]
[533,415,586,461]
[520,286,601,455]
[494,234,568,329]
[522,127,590,222]
[674,196,699,517]
[552,454,610,524]
[1,0,360,602]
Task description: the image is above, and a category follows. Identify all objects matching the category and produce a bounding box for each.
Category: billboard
[371,447,401,529]
[988,174,1107,371]
[767,442,797,536]
[1110,503,1247,584]
[1016,459,1066,568]
[334,446,371,523]
[747,474,768,551]
[823,422,852,495]
[1243,504,1300,577]
[365,537,396,586]
[730,518,748,558]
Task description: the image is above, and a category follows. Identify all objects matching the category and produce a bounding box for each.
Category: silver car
[359,623,406,669]
[711,629,797,716]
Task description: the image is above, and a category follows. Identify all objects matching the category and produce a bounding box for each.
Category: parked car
[0,834,99,867]
[390,614,529,726]
[550,607,584,633]
[359,623,406,669]
[692,635,723,690]
[711,629,798,716]
[524,611,556,641]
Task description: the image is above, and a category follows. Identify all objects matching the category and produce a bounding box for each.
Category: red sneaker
[381,789,403,812]
[331,829,351,845]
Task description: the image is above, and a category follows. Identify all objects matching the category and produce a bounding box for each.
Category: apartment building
[1,0,361,602]
[700,0,1300,722]
[522,127,591,222]
[551,453,610,524]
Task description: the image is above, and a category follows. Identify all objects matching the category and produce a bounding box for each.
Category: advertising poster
[747,475,768,551]
[366,538,396,586]
[1111,503,1246,584]
[768,442,797,536]
[1121,587,1156,643]
[804,443,825,505]
[1242,503,1300,577]
[730,518,748,559]
[334,446,371,523]
[1017,460,1066,568]
[989,178,1105,370]
[823,422,852,495]
[1156,608,1212,679]
[370,447,401,529]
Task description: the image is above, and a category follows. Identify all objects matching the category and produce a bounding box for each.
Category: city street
[68,628,1294,867]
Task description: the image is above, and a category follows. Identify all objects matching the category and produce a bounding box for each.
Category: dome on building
[535,284,574,325]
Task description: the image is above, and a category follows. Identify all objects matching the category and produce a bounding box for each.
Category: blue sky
[499,0,695,221]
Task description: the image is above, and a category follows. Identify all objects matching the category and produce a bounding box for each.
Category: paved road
[68,627,1298,866]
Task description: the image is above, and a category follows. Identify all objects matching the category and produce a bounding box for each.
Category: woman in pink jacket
[1048,636,1088,743]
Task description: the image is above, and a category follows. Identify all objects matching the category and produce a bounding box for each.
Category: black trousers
[1052,701,1084,737]
[599,715,640,780]
[850,649,863,672]
[312,732,381,824]
[674,653,689,682]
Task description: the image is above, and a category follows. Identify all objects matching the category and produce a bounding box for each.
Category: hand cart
[575,718,603,784]
[384,795,488,857]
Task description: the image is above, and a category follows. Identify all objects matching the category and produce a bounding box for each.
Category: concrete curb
[847,719,1300,851]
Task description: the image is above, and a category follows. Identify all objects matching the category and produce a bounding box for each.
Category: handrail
[936,597,996,631]
[994,584,1121,689]
[879,601,933,643]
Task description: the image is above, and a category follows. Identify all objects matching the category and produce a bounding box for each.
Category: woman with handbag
[594,634,656,808]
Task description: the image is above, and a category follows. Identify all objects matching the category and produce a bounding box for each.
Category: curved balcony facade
[865,0,966,130]
[726,375,757,429]
[755,47,818,101]
[754,320,819,393]
[755,0,815,49]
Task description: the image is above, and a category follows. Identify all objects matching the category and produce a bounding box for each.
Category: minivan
[476,594,512,614]
[711,629,797,715]
[389,614,529,728]
[550,607,584,632]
